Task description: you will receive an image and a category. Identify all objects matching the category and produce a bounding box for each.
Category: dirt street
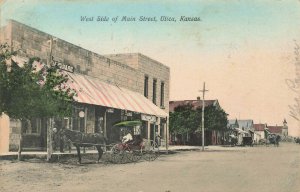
[0,143,300,192]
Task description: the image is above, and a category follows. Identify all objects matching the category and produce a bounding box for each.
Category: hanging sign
[79,111,85,118]
[141,114,156,122]
[126,111,132,117]
[106,108,114,113]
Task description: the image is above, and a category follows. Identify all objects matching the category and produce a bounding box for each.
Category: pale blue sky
[1,0,300,135]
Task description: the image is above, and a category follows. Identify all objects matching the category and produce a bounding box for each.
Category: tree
[201,105,228,131]
[169,103,228,144]
[0,43,76,160]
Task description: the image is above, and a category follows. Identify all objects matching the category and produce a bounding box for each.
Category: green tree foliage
[0,43,76,120]
[169,103,228,135]
[0,43,77,160]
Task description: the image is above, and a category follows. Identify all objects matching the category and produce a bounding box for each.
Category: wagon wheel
[143,140,160,161]
[110,144,124,164]
[143,150,160,161]
[127,150,143,162]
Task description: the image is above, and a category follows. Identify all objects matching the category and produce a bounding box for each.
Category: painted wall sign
[52,59,74,73]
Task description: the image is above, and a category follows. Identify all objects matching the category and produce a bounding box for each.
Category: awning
[67,72,168,117]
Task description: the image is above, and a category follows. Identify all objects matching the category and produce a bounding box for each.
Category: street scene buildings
[0,20,296,154]
[1,1,300,191]
[0,20,170,153]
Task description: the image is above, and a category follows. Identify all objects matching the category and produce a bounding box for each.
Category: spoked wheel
[142,140,160,161]
[143,150,159,161]
[127,151,143,162]
[110,144,125,164]
[111,152,129,164]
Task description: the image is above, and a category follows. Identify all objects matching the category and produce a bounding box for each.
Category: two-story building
[0,20,170,153]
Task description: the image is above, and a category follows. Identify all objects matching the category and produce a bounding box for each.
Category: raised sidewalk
[0,145,244,161]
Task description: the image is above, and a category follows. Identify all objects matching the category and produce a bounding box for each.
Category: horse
[58,128,107,164]
[268,134,281,147]
[229,135,238,146]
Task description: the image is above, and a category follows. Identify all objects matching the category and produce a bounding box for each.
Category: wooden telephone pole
[199,82,208,151]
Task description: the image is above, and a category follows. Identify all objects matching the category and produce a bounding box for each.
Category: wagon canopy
[113,120,142,127]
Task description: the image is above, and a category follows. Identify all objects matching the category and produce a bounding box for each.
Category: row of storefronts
[0,71,169,152]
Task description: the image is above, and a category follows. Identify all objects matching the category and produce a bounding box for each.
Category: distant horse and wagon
[258,134,281,147]
[295,137,300,144]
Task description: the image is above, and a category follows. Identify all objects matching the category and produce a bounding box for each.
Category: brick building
[0,20,170,152]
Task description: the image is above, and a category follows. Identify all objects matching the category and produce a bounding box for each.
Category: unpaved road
[0,143,300,192]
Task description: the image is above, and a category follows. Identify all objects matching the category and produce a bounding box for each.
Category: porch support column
[147,121,151,141]
[166,117,169,153]
[104,110,107,152]
[83,106,88,154]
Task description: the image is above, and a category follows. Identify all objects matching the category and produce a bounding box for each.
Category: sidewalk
[0,145,245,161]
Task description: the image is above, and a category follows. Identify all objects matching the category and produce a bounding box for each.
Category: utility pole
[199,82,208,151]
[47,37,54,161]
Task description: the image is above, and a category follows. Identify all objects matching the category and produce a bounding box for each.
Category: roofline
[104,52,170,70]
[170,99,218,102]
[7,19,137,72]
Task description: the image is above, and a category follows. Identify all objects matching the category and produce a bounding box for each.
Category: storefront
[0,71,168,153]
[66,72,168,146]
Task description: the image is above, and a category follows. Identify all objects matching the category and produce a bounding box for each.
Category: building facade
[0,20,170,152]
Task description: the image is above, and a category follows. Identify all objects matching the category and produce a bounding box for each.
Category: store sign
[107,108,114,113]
[126,112,132,117]
[141,114,156,122]
[52,59,74,73]
[79,111,85,118]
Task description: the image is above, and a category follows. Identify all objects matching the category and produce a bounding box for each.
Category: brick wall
[9,20,141,92]
[6,20,170,107]
[105,53,170,113]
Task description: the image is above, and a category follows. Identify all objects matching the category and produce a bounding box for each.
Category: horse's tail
[103,136,108,144]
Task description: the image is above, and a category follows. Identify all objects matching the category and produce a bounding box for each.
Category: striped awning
[67,72,168,117]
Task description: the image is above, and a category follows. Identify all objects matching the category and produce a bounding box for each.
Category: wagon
[242,136,253,147]
[107,120,160,164]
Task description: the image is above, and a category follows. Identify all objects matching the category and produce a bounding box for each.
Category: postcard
[0,1,300,192]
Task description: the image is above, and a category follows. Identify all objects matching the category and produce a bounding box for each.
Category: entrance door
[150,123,156,141]
[141,121,148,139]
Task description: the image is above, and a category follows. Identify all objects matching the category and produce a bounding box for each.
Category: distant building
[282,119,288,137]
[227,119,254,145]
[169,98,220,112]
[253,123,267,143]
[266,119,288,138]
[169,98,227,145]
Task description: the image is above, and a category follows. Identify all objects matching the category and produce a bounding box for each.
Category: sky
[1,0,300,136]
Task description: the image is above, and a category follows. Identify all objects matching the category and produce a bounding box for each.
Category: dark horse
[268,134,281,147]
[59,128,106,164]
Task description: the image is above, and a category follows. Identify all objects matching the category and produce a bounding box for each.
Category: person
[155,132,161,146]
[122,131,133,144]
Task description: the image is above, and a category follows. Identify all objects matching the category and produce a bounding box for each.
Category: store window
[22,118,41,134]
[153,79,157,104]
[160,82,164,108]
[144,75,149,98]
